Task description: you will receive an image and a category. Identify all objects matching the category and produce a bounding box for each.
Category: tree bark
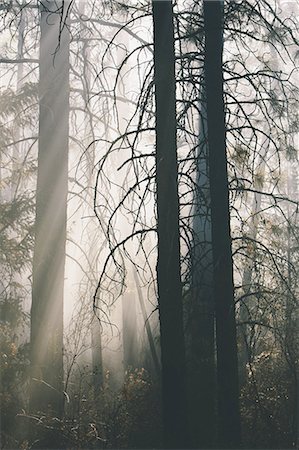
[203,1,241,448]
[30,0,69,419]
[189,82,216,448]
[152,1,188,447]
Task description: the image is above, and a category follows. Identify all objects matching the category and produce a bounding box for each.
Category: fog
[1,0,299,449]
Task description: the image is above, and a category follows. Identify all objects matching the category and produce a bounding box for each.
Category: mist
[0,0,299,449]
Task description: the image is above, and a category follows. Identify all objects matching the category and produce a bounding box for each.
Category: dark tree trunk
[203,1,241,448]
[152,1,188,448]
[30,0,69,419]
[189,83,216,448]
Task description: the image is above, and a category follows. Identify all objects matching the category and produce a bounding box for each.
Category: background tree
[30,0,70,420]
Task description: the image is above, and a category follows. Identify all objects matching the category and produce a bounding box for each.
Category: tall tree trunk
[203,1,241,448]
[7,1,26,320]
[79,0,104,401]
[189,82,216,448]
[152,1,188,448]
[30,0,69,419]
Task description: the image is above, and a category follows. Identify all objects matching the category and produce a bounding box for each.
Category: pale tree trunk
[30,0,69,420]
[152,1,188,447]
[238,143,268,384]
[8,2,26,320]
[11,1,26,199]
[79,0,104,402]
[278,2,299,443]
[238,42,280,384]
[122,290,138,371]
[112,26,140,378]
[203,1,241,447]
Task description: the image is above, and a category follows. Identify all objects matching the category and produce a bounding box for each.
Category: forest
[0,0,299,449]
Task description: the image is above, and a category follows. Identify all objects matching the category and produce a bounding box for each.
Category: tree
[30,0,70,419]
[188,81,216,448]
[203,1,241,447]
[152,0,188,447]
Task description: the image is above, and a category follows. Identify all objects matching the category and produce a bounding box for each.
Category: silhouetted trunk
[189,82,216,448]
[203,1,241,448]
[30,0,69,419]
[152,1,188,448]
